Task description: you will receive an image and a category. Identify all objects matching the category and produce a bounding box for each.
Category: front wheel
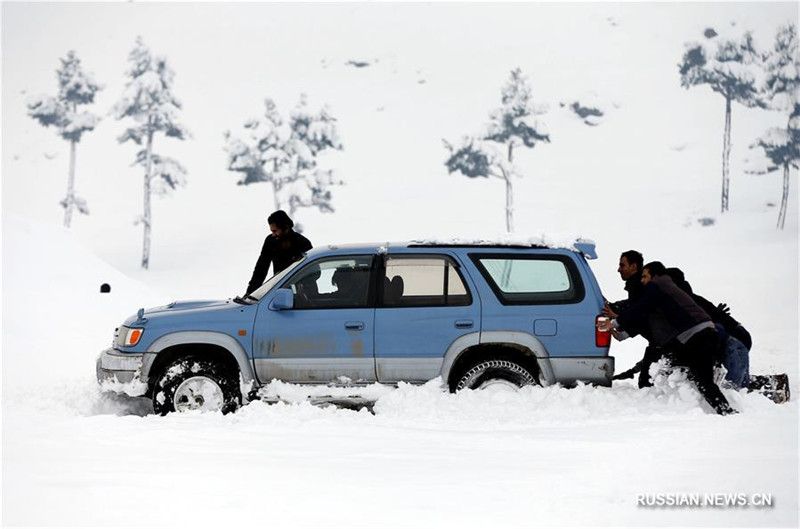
[455,358,538,392]
[152,357,241,415]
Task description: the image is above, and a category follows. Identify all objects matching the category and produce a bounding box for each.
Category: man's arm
[692,293,740,330]
[616,283,660,335]
[298,234,312,253]
[245,238,273,295]
[607,299,629,315]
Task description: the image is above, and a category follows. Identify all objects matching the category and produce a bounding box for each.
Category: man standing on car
[244,210,312,296]
[601,261,736,415]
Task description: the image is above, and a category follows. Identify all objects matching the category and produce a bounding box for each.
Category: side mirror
[269,288,294,311]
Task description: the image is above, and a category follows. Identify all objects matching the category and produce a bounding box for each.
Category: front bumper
[96,348,148,396]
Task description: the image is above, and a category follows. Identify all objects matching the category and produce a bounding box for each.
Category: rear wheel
[152,357,241,415]
[455,358,538,392]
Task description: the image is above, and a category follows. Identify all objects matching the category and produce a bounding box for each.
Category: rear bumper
[548,356,615,387]
[96,348,148,396]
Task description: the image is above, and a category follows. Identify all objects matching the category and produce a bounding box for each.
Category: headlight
[116,326,145,347]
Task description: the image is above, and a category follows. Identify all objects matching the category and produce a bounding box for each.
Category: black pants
[637,346,666,388]
[672,328,736,415]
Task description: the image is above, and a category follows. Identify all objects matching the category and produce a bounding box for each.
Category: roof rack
[407,243,551,250]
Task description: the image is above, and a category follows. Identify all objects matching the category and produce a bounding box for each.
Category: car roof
[305,239,597,259]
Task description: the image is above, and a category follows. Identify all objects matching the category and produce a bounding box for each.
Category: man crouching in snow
[599,261,736,415]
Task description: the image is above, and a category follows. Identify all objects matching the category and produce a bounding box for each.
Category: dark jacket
[668,268,751,350]
[608,270,644,314]
[616,275,712,347]
[624,271,645,300]
[614,276,735,414]
[245,230,312,295]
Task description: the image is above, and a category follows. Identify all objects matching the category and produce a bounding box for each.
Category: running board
[254,394,377,412]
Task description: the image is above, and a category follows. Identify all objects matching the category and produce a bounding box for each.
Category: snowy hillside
[2,3,798,528]
[2,215,797,527]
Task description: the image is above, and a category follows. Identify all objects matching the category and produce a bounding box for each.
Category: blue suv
[97,241,613,414]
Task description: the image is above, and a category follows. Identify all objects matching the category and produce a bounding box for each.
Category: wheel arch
[143,331,256,392]
[441,331,556,391]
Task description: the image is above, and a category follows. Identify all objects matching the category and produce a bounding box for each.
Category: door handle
[345,321,365,331]
[455,320,474,329]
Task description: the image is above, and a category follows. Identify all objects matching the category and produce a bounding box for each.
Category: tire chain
[456,359,536,391]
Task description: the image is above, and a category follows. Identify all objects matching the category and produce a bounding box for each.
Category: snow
[757,127,791,147]
[562,91,611,126]
[2,3,798,528]
[412,234,595,254]
[25,94,60,118]
[61,111,100,135]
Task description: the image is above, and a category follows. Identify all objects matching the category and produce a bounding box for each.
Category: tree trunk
[721,95,732,213]
[504,172,514,233]
[142,129,154,270]
[505,142,515,233]
[777,163,789,230]
[271,159,282,211]
[64,138,76,228]
[271,181,281,211]
[500,145,514,281]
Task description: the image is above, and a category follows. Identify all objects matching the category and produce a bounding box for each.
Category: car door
[252,255,378,384]
[374,253,481,383]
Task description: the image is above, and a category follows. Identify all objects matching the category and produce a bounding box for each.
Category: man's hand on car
[602,302,618,319]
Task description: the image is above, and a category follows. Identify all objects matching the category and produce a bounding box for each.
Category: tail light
[596,315,611,347]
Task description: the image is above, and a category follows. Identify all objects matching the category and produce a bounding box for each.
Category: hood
[147,300,231,315]
[124,299,241,326]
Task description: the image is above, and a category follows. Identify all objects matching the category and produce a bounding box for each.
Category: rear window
[470,254,585,305]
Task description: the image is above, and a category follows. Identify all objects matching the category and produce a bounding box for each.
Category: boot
[748,374,791,404]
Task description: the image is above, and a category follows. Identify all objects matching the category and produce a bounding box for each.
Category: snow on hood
[148,299,228,313]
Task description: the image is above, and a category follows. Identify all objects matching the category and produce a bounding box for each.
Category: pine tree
[748,24,799,229]
[224,95,344,223]
[114,37,190,269]
[444,68,549,232]
[679,29,764,213]
[27,50,102,228]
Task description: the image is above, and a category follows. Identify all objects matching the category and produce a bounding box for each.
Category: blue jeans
[722,336,750,388]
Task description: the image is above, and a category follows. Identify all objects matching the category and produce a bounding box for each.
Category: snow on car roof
[322,235,597,259]
[410,235,597,258]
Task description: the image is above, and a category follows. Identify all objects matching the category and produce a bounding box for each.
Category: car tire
[152,357,241,415]
[455,358,538,392]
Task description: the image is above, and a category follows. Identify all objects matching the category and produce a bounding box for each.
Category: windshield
[249,257,307,301]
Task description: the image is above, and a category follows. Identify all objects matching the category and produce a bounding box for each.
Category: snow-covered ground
[2,3,798,528]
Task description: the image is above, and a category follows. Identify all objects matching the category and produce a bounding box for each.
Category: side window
[471,254,585,304]
[383,256,471,307]
[285,256,373,309]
